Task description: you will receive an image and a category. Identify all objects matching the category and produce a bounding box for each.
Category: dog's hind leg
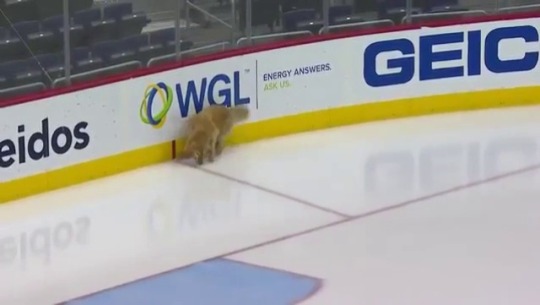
[206,132,219,163]
[206,145,215,163]
[194,150,204,165]
[215,136,225,156]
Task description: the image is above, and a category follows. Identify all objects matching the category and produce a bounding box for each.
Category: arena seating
[0,0,196,97]
[0,0,536,100]
[328,5,354,25]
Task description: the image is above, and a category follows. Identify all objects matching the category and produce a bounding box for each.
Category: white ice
[1,105,540,305]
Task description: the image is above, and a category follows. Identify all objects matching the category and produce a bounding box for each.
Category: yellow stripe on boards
[0,142,173,204]
[228,85,540,144]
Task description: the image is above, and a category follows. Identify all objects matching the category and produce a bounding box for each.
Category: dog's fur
[178,105,249,165]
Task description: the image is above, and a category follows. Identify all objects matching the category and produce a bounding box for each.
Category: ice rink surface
[1,106,540,305]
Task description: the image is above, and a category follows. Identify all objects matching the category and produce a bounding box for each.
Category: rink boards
[2,13,540,202]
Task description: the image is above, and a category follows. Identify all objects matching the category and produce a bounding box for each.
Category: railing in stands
[147,41,231,67]
[319,19,395,35]
[236,30,313,47]
[498,4,540,14]
[401,9,489,25]
[52,61,142,88]
[0,0,539,103]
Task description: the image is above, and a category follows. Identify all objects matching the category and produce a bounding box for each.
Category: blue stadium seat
[385,0,407,9]
[282,9,317,32]
[165,39,193,55]
[137,31,165,63]
[328,5,353,25]
[352,0,378,14]
[9,20,40,38]
[1,0,38,24]
[0,37,24,62]
[334,15,365,26]
[0,56,9,88]
[0,60,20,87]
[42,15,64,30]
[42,15,86,48]
[36,0,94,20]
[120,34,148,62]
[89,19,118,44]
[148,28,193,55]
[71,46,104,74]
[35,53,69,81]
[63,24,86,48]
[5,58,43,87]
[103,2,149,38]
[36,0,63,20]
[381,0,423,24]
[286,0,323,14]
[73,7,101,28]
[425,0,465,12]
[122,33,149,50]
[92,40,137,66]
[70,0,95,14]
[103,2,133,20]
[35,53,64,69]
[0,27,7,39]
[118,12,150,37]
[74,8,119,45]
[27,30,60,54]
[72,46,91,61]
[0,74,8,89]
[6,21,55,56]
[148,27,177,54]
[149,27,175,44]
[296,20,323,34]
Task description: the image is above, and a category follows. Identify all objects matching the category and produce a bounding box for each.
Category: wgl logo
[140,71,250,128]
[363,25,540,87]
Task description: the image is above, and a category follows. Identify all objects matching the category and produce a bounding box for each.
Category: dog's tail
[228,105,249,123]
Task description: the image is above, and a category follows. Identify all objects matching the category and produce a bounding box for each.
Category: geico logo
[364,25,539,87]
[364,137,538,192]
[0,217,91,267]
[0,118,90,168]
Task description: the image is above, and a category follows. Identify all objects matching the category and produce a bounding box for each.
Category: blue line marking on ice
[64,258,320,305]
